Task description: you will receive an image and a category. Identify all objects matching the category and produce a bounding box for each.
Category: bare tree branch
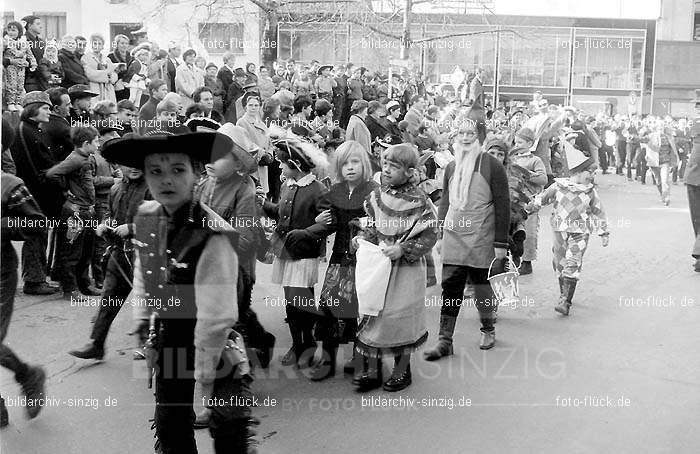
[411,28,517,44]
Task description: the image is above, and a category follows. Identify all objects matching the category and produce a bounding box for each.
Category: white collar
[287,173,316,187]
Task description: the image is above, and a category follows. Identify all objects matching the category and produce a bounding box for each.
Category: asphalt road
[2,173,699,454]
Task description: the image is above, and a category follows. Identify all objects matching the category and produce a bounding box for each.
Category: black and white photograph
[1,0,699,452]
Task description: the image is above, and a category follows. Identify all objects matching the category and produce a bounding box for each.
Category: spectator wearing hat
[68,84,99,126]
[81,33,118,107]
[314,65,336,104]
[384,100,403,141]
[138,79,169,127]
[203,62,225,115]
[345,66,364,126]
[225,68,248,122]
[175,49,204,109]
[9,92,64,295]
[346,100,371,156]
[21,15,45,92]
[511,126,548,275]
[44,87,73,161]
[58,35,89,88]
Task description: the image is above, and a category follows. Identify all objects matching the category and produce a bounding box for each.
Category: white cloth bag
[355,239,392,316]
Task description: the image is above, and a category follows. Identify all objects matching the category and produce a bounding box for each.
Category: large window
[572,28,645,90]
[498,27,570,87]
[198,23,245,55]
[278,25,348,66]
[423,24,496,84]
[33,12,66,41]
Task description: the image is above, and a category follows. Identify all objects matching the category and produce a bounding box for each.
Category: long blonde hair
[335,140,372,183]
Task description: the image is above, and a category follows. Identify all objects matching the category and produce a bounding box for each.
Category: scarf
[449,140,481,211]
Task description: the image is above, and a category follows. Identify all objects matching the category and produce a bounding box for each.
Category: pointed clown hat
[563,139,594,174]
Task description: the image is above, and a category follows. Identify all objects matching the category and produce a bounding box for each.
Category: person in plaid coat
[529,142,609,316]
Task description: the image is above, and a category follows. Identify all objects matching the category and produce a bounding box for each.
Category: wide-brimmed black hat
[317,65,333,75]
[102,130,233,170]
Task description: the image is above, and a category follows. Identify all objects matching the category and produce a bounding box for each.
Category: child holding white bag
[351,144,437,393]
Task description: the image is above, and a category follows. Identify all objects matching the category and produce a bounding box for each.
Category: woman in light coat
[81,33,117,106]
[175,49,204,110]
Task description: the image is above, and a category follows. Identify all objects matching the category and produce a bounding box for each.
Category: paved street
[2,173,699,454]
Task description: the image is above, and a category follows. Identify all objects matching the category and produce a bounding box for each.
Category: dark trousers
[90,249,133,347]
[155,320,197,454]
[636,148,647,183]
[598,146,609,173]
[21,228,48,284]
[616,142,626,174]
[283,286,317,348]
[689,184,700,258]
[1,254,30,387]
[440,264,496,333]
[626,144,638,179]
[90,199,110,286]
[53,208,94,292]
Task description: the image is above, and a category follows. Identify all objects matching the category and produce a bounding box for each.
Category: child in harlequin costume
[102,130,257,453]
[530,141,610,316]
[353,144,438,393]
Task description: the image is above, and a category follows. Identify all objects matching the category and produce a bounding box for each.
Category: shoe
[423,314,456,361]
[354,367,383,392]
[383,369,412,392]
[1,397,8,428]
[280,347,298,366]
[95,282,103,290]
[79,285,102,296]
[479,331,495,350]
[518,261,533,275]
[133,349,146,360]
[21,366,46,419]
[46,280,61,289]
[68,342,105,360]
[193,408,211,429]
[23,282,59,295]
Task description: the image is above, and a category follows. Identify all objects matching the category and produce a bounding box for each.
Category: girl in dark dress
[311,140,378,381]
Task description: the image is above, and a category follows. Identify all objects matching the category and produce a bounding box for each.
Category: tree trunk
[261,9,279,69]
[400,0,413,60]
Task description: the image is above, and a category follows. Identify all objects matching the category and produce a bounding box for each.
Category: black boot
[519,261,533,275]
[308,342,337,381]
[354,356,383,392]
[383,354,412,392]
[423,314,456,361]
[555,277,578,316]
[69,341,105,360]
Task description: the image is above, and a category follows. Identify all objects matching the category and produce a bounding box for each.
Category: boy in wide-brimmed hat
[101,130,256,453]
[314,65,337,104]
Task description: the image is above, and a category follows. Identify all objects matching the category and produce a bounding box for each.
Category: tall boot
[423,314,457,361]
[555,277,578,316]
[280,308,303,366]
[308,341,337,381]
[383,353,412,392]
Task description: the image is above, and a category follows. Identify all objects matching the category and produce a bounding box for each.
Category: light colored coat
[346,114,371,155]
[175,64,204,108]
[81,51,117,106]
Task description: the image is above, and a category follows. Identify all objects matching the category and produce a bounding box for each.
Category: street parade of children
[1,18,700,454]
